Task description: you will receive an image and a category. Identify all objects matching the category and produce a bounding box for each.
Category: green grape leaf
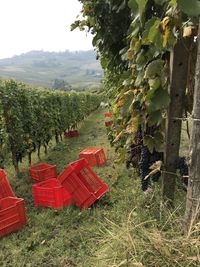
[154,0,167,4]
[148,19,161,43]
[146,78,161,100]
[128,0,138,15]
[144,135,155,153]
[147,88,170,113]
[121,95,134,117]
[148,110,163,125]
[177,0,200,16]
[136,0,148,18]
[145,59,164,78]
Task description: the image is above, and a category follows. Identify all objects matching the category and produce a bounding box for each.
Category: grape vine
[0,80,102,173]
[73,0,199,195]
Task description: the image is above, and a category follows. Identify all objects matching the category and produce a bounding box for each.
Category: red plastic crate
[0,169,15,198]
[79,147,106,167]
[0,169,26,238]
[32,178,73,209]
[105,120,113,127]
[29,163,57,182]
[104,113,112,117]
[58,158,109,209]
[64,130,79,138]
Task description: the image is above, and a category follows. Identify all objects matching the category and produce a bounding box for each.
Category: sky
[0,0,93,59]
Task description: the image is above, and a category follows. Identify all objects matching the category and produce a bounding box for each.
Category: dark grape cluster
[138,145,151,191]
[127,143,188,192]
[126,126,189,192]
[176,157,188,187]
[126,126,142,169]
[126,143,141,169]
[138,146,163,191]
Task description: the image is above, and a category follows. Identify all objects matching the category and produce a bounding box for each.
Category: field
[0,108,199,267]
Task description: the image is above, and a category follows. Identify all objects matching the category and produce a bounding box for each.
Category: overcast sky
[0,0,93,59]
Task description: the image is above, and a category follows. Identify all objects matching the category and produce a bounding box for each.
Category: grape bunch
[176,157,188,188]
[126,126,189,192]
[139,146,163,191]
[126,126,143,169]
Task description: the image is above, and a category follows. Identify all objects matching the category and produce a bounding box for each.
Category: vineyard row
[0,80,102,173]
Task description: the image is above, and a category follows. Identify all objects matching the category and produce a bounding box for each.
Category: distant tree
[52,79,72,91]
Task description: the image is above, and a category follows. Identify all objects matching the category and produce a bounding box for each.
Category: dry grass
[92,201,200,267]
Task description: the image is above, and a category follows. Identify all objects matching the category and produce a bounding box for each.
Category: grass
[0,109,199,267]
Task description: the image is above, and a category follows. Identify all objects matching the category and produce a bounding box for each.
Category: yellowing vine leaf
[162,27,171,47]
[126,115,139,134]
[159,16,170,32]
[159,16,171,47]
[183,26,196,37]
[116,98,125,108]
[144,160,162,180]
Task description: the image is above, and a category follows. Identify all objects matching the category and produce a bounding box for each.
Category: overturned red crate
[29,163,57,182]
[0,169,26,238]
[32,178,73,209]
[64,130,79,138]
[104,113,112,117]
[105,120,113,127]
[58,158,109,209]
[79,147,106,167]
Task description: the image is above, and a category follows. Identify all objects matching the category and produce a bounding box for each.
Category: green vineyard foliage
[74,0,198,162]
[0,80,102,171]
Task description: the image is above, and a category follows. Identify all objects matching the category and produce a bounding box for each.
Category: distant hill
[0,50,103,90]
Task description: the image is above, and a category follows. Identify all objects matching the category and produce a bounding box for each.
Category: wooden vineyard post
[162,37,193,203]
[185,20,200,234]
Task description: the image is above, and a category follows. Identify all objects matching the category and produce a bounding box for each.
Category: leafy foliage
[0,80,102,170]
[73,0,198,170]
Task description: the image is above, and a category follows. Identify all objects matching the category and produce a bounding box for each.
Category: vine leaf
[146,78,161,100]
[145,59,164,79]
[143,135,154,153]
[163,27,171,47]
[128,0,138,15]
[121,95,134,116]
[183,26,195,37]
[177,0,200,16]
[149,110,163,125]
[136,0,148,18]
[144,131,164,152]
[126,115,139,134]
[145,160,162,180]
[147,88,170,113]
[148,19,161,43]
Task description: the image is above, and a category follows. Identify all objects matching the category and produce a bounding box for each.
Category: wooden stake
[185,20,200,233]
[163,37,193,203]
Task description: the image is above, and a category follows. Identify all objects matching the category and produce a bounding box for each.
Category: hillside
[0,50,103,89]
